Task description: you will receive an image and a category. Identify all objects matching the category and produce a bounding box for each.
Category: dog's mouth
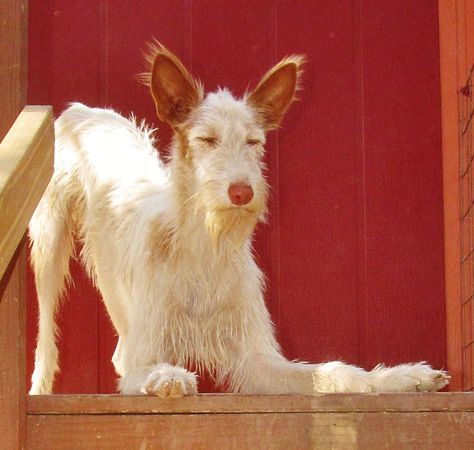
[218,205,257,214]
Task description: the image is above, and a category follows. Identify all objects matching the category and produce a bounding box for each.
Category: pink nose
[228,182,254,206]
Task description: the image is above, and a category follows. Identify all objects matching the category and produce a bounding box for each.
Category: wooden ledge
[26,393,474,449]
[27,392,474,415]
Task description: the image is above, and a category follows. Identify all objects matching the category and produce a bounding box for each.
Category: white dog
[29,43,449,397]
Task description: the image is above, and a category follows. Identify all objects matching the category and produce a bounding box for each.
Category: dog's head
[143,42,304,248]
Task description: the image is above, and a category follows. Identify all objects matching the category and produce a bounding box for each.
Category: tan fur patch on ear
[138,41,204,95]
[139,40,204,126]
[247,55,305,130]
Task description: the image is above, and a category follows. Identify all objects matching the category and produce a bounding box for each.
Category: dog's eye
[246,139,261,147]
[197,136,218,147]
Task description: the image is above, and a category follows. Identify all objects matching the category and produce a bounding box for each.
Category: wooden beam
[27,392,474,415]
[28,412,474,449]
[0,106,54,280]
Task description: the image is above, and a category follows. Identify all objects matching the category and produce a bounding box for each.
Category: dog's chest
[166,252,243,313]
[157,252,250,366]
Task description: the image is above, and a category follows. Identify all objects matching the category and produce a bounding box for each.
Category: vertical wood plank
[276,0,361,364]
[26,0,103,394]
[0,244,27,449]
[359,0,446,369]
[438,0,463,391]
[192,0,277,389]
[352,0,370,369]
[0,0,27,139]
[99,0,192,392]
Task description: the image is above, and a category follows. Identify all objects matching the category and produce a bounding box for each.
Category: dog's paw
[372,362,450,392]
[144,364,198,398]
[409,363,450,392]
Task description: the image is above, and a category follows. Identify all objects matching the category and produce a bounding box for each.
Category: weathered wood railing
[2,106,474,450]
[0,106,54,449]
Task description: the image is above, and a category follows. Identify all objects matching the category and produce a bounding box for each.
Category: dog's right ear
[145,43,203,127]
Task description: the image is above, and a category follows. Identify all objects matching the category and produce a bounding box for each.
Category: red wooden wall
[27,0,447,393]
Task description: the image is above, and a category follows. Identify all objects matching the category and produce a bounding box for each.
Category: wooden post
[0,0,27,139]
[439,0,474,391]
[0,1,28,447]
[0,244,27,449]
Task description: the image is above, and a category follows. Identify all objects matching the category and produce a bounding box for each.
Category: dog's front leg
[114,309,198,397]
[237,351,373,394]
[237,351,449,394]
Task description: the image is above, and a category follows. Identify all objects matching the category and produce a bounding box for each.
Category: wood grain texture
[0,106,54,280]
[26,410,474,450]
[0,244,27,449]
[27,393,474,415]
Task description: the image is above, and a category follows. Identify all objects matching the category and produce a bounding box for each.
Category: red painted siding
[27,0,446,393]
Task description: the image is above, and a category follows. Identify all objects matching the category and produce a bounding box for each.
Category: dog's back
[56,103,166,185]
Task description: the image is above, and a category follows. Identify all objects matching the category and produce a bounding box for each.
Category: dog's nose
[228,182,254,206]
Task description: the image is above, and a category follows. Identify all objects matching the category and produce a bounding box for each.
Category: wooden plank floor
[27,393,474,449]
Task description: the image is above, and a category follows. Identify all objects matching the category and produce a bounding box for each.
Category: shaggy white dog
[29,43,449,397]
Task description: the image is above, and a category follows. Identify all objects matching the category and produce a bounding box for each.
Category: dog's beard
[194,181,268,250]
[205,208,258,249]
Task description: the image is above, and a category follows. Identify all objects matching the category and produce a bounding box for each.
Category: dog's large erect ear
[144,42,203,127]
[248,55,305,130]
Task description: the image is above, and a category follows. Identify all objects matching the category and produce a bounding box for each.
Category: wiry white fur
[29,52,449,397]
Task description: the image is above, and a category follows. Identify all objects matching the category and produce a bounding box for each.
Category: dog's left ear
[248,55,305,130]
